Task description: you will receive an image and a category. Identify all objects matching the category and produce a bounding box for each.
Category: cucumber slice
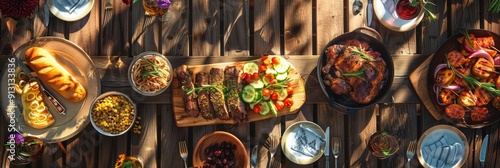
[276,72,288,82]
[262,95,270,101]
[259,101,270,115]
[265,68,278,75]
[243,62,259,74]
[277,89,288,101]
[253,91,263,103]
[250,79,264,89]
[268,101,278,117]
[273,58,290,73]
[242,85,256,103]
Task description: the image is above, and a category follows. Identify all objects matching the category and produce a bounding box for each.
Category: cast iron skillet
[427,29,500,128]
[317,27,394,114]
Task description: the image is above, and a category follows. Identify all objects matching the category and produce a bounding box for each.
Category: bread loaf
[25,47,87,102]
[22,81,55,129]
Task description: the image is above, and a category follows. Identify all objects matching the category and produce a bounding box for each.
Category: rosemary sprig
[265,78,292,89]
[409,0,437,21]
[350,45,375,61]
[464,76,500,95]
[182,85,223,95]
[342,69,366,81]
[458,28,475,49]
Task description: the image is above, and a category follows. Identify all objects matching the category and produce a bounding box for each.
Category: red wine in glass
[396,0,421,20]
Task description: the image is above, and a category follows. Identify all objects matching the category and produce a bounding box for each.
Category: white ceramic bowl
[128,51,173,96]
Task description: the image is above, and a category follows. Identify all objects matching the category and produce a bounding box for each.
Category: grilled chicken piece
[224,66,248,124]
[325,77,351,94]
[196,73,215,119]
[322,40,387,104]
[209,68,230,120]
[175,65,199,117]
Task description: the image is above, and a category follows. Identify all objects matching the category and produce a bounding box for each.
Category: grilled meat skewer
[174,65,199,117]
[224,66,248,124]
[196,73,216,119]
[209,68,230,120]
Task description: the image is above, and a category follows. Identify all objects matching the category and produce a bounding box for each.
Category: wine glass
[142,0,171,21]
[366,131,399,159]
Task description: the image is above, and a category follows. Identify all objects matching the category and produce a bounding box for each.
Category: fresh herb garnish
[409,0,437,21]
[182,85,223,95]
[350,45,375,61]
[342,69,366,81]
[458,28,477,50]
[140,57,165,78]
[464,76,500,96]
[122,161,135,168]
[265,78,292,89]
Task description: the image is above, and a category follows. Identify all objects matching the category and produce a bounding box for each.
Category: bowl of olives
[192,131,249,168]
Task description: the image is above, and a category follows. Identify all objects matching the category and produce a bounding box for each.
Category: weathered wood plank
[159,104,187,167]
[487,122,499,168]
[284,0,312,55]
[253,0,281,55]
[191,0,221,56]
[379,104,418,167]
[131,0,160,56]
[68,0,100,56]
[161,0,189,56]
[450,0,481,33]
[316,103,345,168]
[347,106,377,168]
[315,0,344,54]
[100,0,131,56]
[96,134,128,167]
[222,0,249,56]
[64,127,98,167]
[420,0,448,55]
[131,104,157,168]
[347,0,368,31]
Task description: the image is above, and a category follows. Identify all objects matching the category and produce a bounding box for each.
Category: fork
[179,141,188,168]
[103,0,113,26]
[332,137,341,168]
[265,135,279,168]
[406,140,417,168]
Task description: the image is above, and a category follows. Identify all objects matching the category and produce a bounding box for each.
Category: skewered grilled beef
[224,66,248,124]
[196,73,216,119]
[174,65,199,117]
[209,68,230,120]
[323,40,387,104]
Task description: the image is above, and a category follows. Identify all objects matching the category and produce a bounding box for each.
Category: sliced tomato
[275,101,284,111]
[272,57,280,65]
[286,85,294,95]
[284,97,294,107]
[259,65,268,72]
[262,88,272,97]
[253,104,262,113]
[271,92,279,101]
[245,74,253,83]
[253,72,260,80]
[240,72,248,80]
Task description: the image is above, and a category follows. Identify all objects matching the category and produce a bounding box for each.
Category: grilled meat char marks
[323,40,387,104]
[174,65,199,117]
[224,66,248,124]
[196,73,216,119]
[209,68,230,120]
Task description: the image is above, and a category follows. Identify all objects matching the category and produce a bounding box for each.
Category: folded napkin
[422,135,464,167]
[290,124,325,157]
[56,0,88,14]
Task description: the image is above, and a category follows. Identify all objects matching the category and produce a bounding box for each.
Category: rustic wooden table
[0,0,499,167]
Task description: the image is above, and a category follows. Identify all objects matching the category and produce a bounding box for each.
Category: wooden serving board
[408,54,443,120]
[171,56,306,127]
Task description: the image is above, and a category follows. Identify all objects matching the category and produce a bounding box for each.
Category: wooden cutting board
[408,55,443,120]
[171,57,306,127]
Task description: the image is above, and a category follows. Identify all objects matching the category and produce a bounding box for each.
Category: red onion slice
[468,49,494,64]
[433,63,449,79]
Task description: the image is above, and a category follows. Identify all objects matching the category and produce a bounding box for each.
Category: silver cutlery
[14,56,66,115]
[353,0,363,15]
[251,145,258,168]
[367,0,373,27]
[265,135,279,168]
[332,137,341,168]
[179,141,188,168]
[406,140,417,168]
[480,135,489,168]
[324,127,330,168]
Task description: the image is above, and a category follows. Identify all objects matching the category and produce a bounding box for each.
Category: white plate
[416,125,469,168]
[1,37,101,143]
[374,0,425,32]
[47,0,94,22]
[281,121,326,165]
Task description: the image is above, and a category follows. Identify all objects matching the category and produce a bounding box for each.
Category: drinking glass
[115,154,143,168]
[142,0,170,20]
[9,136,45,165]
[366,131,399,159]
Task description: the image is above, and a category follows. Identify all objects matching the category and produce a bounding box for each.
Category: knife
[325,127,330,168]
[44,1,50,27]
[367,0,373,27]
[14,56,66,115]
[479,135,489,168]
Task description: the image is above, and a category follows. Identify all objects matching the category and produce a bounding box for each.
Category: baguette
[22,81,55,129]
[25,47,87,102]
